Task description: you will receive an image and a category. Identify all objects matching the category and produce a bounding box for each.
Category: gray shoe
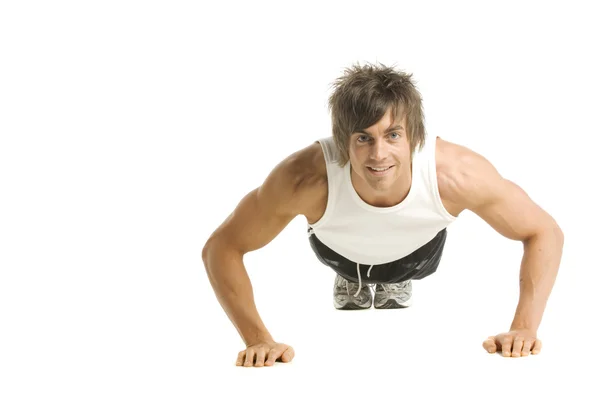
[333,274,372,310]
[374,280,412,309]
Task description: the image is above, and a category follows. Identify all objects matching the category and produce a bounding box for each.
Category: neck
[351,163,412,207]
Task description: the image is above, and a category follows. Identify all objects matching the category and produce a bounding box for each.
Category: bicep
[471,178,552,241]
[206,157,303,255]
[446,146,558,241]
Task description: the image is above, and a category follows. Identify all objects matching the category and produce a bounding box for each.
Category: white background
[1,1,598,397]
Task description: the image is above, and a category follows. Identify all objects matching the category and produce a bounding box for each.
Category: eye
[357,135,369,142]
[390,132,401,139]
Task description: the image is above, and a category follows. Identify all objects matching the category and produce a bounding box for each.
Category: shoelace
[353,262,374,298]
[381,280,410,293]
[341,277,375,298]
[309,228,375,298]
[340,267,411,298]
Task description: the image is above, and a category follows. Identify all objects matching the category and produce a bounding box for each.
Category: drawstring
[310,227,374,297]
[354,263,374,297]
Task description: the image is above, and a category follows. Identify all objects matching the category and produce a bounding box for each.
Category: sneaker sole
[334,299,372,310]
[374,297,412,309]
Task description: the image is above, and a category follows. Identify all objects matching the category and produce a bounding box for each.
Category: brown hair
[328,61,426,166]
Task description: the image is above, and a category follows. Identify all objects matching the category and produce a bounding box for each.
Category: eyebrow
[355,125,404,135]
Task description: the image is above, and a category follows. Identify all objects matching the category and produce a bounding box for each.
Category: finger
[265,348,282,366]
[501,337,513,357]
[243,349,255,367]
[281,346,295,363]
[521,339,534,356]
[236,350,245,366]
[482,337,497,353]
[531,339,542,355]
[511,338,524,357]
[255,348,267,367]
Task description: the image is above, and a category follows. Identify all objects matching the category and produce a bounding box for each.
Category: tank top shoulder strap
[316,137,340,165]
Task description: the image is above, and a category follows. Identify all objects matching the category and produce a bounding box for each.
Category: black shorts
[308,228,447,284]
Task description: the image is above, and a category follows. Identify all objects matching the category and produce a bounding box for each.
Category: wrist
[509,321,537,334]
[243,331,275,347]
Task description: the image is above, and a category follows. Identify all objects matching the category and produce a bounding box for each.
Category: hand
[236,341,295,367]
[482,329,542,357]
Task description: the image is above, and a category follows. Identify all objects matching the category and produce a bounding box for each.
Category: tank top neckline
[344,159,417,213]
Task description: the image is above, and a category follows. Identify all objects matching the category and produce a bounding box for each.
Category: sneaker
[333,274,372,310]
[374,280,412,309]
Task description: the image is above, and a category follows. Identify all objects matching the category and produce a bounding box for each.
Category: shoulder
[284,140,327,190]
[434,137,503,213]
[433,138,562,241]
[267,140,328,214]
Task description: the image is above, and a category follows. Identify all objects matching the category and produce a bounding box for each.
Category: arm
[472,178,564,335]
[202,147,314,366]
[440,143,564,357]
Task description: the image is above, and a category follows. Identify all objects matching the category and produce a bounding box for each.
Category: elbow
[524,222,564,246]
[202,238,214,269]
[202,240,219,284]
[202,237,242,271]
[542,224,564,249]
[551,219,564,245]
[556,226,564,245]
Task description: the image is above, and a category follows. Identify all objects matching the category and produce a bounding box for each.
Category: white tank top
[307,134,457,265]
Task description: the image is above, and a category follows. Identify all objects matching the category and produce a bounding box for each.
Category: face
[348,107,412,205]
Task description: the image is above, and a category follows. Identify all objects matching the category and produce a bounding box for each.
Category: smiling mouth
[368,166,393,171]
[367,165,394,175]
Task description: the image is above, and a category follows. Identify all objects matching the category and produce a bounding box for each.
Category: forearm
[203,242,274,346]
[510,228,564,332]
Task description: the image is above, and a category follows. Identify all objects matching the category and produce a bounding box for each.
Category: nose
[369,138,388,161]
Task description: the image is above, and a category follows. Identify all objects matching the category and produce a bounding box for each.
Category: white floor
[2,218,595,397]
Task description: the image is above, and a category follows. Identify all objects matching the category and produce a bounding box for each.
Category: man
[202,62,564,367]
